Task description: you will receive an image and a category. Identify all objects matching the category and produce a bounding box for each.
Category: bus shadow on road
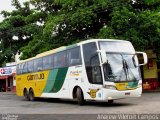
[88,102,135,107]
[31,98,135,107]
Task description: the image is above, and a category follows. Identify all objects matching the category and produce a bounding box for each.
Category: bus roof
[17,46,67,64]
[17,39,130,64]
[78,39,130,45]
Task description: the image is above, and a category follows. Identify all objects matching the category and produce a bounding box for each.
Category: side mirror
[136,52,148,66]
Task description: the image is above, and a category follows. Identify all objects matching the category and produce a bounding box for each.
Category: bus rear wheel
[28,89,35,101]
[76,87,85,105]
[24,89,29,100]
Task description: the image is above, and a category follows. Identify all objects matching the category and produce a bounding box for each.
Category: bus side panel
[66,66,86,99]
[41,66,88,99]
[41,67,70,98]
[16,71,50,97]
[34,71,49,97]
[16,75,24,96]
[66,66,104,101]
[16,74,28,96]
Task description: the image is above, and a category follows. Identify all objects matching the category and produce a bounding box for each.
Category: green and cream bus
[16,39,147,105]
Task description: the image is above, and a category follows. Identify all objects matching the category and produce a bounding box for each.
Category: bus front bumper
[102,87,142,100]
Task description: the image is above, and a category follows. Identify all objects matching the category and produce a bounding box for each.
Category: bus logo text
[27,73,44,81]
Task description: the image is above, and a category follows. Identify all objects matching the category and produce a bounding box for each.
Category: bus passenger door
[83,42,103,100]
[85,65,103,100]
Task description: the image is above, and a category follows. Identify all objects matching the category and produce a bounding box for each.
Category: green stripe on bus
[50,67,68,92]
[128,81,138,88]
[43,69,58,93]
[43,67,68,93]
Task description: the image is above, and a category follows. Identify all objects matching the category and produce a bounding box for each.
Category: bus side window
[19,64,23,74]
[54,51,67,68]
[16,64,20,75]
[43,55,54,70]
[28,60,34,73]
[22,62,28,74]
[67,47,82,66]
[34,58,43,72]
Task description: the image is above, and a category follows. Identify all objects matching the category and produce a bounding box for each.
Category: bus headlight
[103,85,117,90]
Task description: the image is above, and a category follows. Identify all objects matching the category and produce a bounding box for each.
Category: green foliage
[0,0,160,64]
[98,1,160,51]
[0,0,44,66]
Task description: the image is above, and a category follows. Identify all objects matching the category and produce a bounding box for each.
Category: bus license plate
[125,92,130,95]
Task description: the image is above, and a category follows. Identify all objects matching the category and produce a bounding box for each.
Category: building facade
[142,50,160,91]
[0,64,16,92]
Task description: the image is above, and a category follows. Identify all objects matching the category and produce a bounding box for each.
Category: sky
[0,0,27,22]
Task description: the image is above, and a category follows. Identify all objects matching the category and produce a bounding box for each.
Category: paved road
[0,92,160,119]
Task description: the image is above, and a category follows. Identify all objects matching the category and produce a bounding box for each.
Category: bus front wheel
[76,87,85,105]
[108,100,114,104]
[28,89,35,101]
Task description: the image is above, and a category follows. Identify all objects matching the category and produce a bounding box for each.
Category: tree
[98,0,160,52]
[1,0,160,64]
[0,0,46,64]
[28,0,160,59]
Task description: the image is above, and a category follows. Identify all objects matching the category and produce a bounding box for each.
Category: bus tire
[28,89,35,101]
[23,89,29,100]
[76,87,85,105]
[108,100,114,104]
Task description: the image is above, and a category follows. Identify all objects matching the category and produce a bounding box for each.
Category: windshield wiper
[122,56,137,81]
[122,59,129,80]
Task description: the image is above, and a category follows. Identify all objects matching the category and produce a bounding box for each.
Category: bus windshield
[103,53,141,82]
[99,41,141,82]
[99,41,135,53]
